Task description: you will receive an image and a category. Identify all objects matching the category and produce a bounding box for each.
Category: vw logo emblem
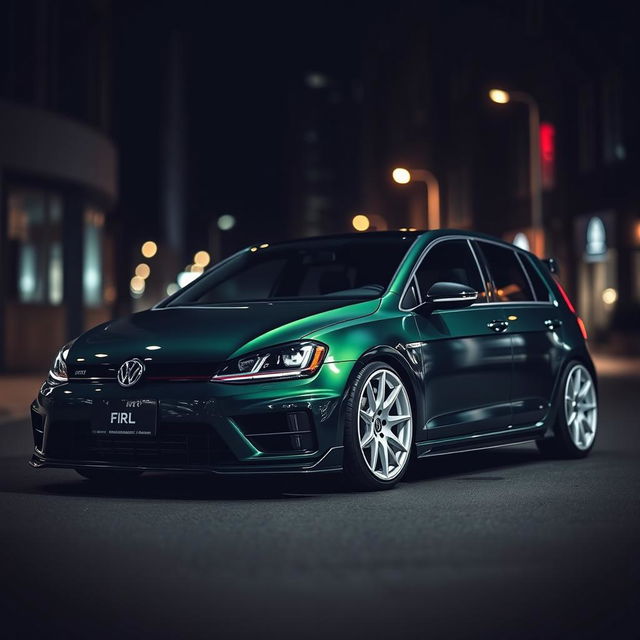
[117,358,145,388]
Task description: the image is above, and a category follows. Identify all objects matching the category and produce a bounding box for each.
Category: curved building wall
[0,99,117,202]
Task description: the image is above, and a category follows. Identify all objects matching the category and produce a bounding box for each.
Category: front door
[409,239,513,441]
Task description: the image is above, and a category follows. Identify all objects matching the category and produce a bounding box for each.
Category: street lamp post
[489,88,543,255]
[392,167,441,230]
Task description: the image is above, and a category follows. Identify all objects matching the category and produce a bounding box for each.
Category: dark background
[1,0,639,371]
[1,3,640,638]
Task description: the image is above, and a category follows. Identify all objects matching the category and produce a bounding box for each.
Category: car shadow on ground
[0,444,550,501]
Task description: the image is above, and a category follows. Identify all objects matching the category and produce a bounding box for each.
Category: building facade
[0,0,118,371]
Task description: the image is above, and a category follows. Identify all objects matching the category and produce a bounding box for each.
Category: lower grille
[45,421,233,467]
[233,411,317,454]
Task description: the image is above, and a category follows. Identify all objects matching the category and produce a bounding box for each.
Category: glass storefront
[7,188,64,305]
[83,208,105,307]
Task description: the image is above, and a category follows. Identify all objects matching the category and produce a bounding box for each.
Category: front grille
[68,362,219,382]
[233,411,317,454]
[45,420,234,467]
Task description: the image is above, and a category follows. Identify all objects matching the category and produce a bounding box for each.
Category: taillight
[555,280,576,314]
[555,279,588,340]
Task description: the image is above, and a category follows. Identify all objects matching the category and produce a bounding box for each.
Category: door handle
[488,320,509,333]
[544,318,563,331]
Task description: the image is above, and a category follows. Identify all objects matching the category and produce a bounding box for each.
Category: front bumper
[30,362,354,475]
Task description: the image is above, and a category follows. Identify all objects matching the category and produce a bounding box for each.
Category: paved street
[1,365,639,639]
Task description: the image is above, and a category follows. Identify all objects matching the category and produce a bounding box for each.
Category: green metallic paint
[30,229,595,477]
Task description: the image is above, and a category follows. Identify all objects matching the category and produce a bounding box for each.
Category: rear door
[408,238,513,441]
[474,241,562,427]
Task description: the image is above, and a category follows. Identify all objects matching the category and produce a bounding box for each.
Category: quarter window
[413,240,485,303]
[477,242,534,302]
[520,255,551,302]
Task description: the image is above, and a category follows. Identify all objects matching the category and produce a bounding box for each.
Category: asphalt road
[1,370,639,639]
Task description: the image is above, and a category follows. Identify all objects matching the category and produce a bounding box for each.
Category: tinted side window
[414,240,485,302]
[520,254,551,302]
[478,242,534,302]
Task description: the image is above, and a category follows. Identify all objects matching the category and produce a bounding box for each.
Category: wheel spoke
[572,420,581,445]
[578,379,592,399]
[376,371,387,409]
[369,437,379,469]
[360,408,373,424]
[365,384,376,412]
[567,411,577,426]
[385,431,408,454]
[386,441,400,467]
[386,414,411,428]
[383,383,402,410]
[361,427,375,448]
[379,440,390,476]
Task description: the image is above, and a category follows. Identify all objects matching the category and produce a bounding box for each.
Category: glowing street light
[392,167,440,230]
[217,214,236,231]
[141,241,157,258]
[392,167,411,184]
[130,275,145,293]
[489,89,510,104]
[352,214,371,231]
[135,263,151,279]
[489,87,543,255]
[193,250,210,267]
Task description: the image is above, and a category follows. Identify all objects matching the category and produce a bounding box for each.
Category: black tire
[536,360,597,459]
[75,468,143,483]
[343,361,415,491]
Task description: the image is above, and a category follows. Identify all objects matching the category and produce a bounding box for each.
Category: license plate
[91,399,157,437]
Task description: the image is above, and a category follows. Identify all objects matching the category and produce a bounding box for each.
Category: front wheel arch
[340,346,424,445]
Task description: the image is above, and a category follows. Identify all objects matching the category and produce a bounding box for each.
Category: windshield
[165,235,416,306]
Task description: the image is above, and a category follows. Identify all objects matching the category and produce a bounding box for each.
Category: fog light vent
[234,410,317,454]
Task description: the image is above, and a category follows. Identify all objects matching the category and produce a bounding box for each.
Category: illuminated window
[84,209,105,307]
[7,189,63,305]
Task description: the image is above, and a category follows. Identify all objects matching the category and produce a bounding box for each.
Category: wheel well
[342,349,423,444]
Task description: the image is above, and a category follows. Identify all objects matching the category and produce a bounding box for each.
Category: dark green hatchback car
[31,230,597,490]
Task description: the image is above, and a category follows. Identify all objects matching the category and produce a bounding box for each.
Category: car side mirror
[417,281,478,311]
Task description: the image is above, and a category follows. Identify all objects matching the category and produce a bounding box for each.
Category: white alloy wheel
[564,364,597,451]
[357,368,413,481]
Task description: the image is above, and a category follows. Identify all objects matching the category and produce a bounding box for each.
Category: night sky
[112,0,639,258]
[113,0,363,256]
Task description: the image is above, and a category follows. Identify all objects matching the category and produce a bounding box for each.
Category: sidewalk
[0,355,638,425]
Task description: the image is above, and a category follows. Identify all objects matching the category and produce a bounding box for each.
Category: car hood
[68,298,379,376]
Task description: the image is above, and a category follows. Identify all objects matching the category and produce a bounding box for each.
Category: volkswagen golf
[30,230,597,490]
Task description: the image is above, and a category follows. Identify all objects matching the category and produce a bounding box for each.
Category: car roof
[253,230,424,248]
[257,229,535,258]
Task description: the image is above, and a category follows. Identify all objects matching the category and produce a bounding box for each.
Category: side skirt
[415,425,544,459]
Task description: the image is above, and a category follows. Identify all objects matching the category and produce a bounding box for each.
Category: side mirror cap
[418,281,478,311]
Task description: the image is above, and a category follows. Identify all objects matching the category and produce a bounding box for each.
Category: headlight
[211,341,327,383]
[48,341,74,384]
